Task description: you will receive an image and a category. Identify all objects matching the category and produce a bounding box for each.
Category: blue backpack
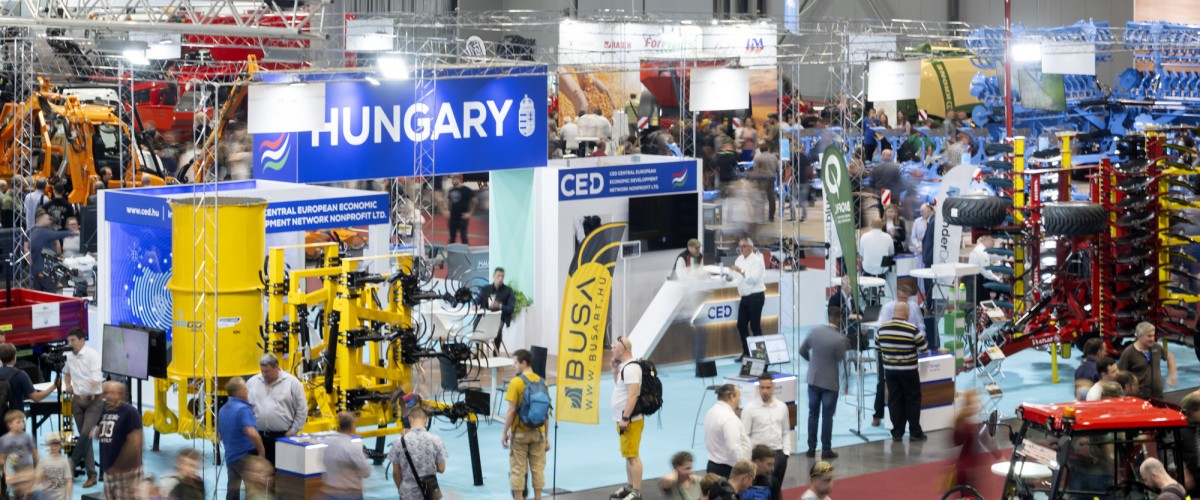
[517,374,552,427]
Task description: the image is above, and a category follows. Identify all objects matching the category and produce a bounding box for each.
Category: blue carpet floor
[53,329,1200,499]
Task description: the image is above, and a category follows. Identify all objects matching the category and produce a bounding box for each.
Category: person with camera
[27,210,78,292]
[63,328,103,488]
[389,404,446,500]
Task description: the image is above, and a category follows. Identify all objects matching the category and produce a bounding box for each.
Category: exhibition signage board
[252,67,548,183]
[102,180,392,338]
[557,222,626,425]
[106,189,389,233]
[932,164,976,266]
[557,160,697,201]
[822,144,858,304]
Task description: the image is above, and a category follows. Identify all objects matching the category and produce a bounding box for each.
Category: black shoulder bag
[401,435,442,500]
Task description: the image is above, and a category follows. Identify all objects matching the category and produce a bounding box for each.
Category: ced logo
[560,172,605,198]
[707,305,734,320]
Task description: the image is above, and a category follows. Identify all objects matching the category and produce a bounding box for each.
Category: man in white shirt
[726,238,766,360]
[246,353,308,467]
[610,337,644,500]
[740,374,791,500]
[1085,357,1119,401]
[967,235,1002,302]
[801,461,835,500]
[910,203,933,258]
[561,117,580,155]
[704,384,751,478]
[858,219,894,277]
[63,328,104,487]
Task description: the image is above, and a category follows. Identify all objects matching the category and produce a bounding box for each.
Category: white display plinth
[883,353,955,433]
[275,433,362,478]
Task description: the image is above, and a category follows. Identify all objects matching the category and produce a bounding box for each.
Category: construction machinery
[0,79,172,203]
[173,56,258,183]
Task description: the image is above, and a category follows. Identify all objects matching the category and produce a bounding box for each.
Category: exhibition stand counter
[628,271,782,364]
[883,353,956,433]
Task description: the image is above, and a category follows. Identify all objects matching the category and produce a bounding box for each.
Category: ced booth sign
[558,160,697,201]
[253,66,549,184]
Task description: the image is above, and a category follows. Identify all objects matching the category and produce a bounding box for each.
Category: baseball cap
[810,461,834,478]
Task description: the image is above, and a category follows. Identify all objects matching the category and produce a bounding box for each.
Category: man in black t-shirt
[42,183,75,230]
[446,175,476,245]
[715,142,740,192]
[99,381,143,499]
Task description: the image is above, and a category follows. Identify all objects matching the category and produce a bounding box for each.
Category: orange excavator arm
[179,55,259,183]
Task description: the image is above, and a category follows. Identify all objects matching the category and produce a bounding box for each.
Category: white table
[991,461,1053,479]
[830,276,888,288]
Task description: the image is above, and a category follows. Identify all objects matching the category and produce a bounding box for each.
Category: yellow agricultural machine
[144,196,481,468]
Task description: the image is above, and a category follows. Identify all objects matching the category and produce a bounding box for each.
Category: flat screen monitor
[746,334,790,365]
[102,324,149,380]
[628,193,699,252]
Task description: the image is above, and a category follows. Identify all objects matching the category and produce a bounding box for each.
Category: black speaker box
[147,327,169,379]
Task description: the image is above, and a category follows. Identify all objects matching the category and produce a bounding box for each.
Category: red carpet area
[784,451,1012,499]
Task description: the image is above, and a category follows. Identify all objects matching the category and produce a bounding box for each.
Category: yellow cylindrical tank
[167,197,266,379]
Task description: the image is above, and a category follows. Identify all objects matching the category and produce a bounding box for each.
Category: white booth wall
[524,156,702,354]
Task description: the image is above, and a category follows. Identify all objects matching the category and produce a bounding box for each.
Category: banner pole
[551,419,559,497]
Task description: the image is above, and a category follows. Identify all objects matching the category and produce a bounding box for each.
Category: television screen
[746,334,790,365]
[628,193,698,252]
[102,324,150,380]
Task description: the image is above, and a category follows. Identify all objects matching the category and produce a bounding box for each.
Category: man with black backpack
[610,336,648,500]
[502,349,551,500]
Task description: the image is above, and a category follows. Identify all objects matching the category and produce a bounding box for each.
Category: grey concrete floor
[554,386,1200,499]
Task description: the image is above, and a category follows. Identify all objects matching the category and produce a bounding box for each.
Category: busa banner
[556,222,626,424]
[822,144,858,307]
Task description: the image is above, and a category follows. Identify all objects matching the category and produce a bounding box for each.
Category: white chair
[466,311,511,415]
[469,311,505,354]
[430,307,466,343]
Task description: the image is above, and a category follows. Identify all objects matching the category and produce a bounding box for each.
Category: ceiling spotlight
[122,49,149,66]
[378,57,408,80]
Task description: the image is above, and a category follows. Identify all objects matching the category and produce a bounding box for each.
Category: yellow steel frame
[266,245,417,438]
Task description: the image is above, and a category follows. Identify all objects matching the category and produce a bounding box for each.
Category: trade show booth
[96,180,392,333]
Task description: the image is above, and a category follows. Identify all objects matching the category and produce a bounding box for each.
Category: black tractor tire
[1043,201,1107,237]
[942,195,1008,228]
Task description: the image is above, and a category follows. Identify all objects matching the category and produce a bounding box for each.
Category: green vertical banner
[822,144,858,305]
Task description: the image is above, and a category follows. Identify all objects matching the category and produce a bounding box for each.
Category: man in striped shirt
[877,302,928,442]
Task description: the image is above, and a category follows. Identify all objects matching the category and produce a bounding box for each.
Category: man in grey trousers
[799,307,849,459]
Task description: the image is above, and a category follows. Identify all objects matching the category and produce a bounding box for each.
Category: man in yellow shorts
[611,337,644,500]
[502,349,551,500]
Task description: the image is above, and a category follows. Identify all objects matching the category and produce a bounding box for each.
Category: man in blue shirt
[1075,338,1105,383]
[218,377,264,500]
